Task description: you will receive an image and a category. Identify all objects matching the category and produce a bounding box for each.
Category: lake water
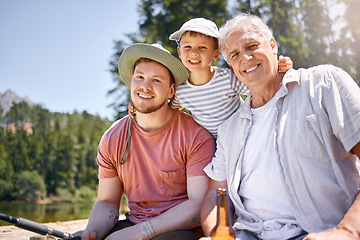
[0,202,93,226]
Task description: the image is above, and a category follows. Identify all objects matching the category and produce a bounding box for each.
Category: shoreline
[0,219,88,239]
[0,215,126,239]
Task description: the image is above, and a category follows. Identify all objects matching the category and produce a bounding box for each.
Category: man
[201,13,360,240]
[76,43,215,240]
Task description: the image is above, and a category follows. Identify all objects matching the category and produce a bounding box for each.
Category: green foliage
[50,188,73,203]
[0,102,111,202]
[15,170,46,202]
[5,102,32,125]
[339,0,360,83]
[232,0,360,81]
[107,0,359,117]
[108,0,229,119]
[0,179,14,201]
[139,0,229,54]
[73,186,97,203]
[108,40,132,119]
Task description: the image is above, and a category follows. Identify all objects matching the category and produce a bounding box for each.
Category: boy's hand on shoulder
[278,55,293,73]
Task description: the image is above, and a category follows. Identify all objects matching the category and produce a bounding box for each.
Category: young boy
[169,18,292,139]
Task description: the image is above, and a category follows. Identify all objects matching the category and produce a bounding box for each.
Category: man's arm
[79,177,123,240]
[105,175,210,240]
[201,179,228,237]
[304,141,360,240]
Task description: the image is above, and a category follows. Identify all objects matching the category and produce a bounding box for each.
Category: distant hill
[0,90,36,116]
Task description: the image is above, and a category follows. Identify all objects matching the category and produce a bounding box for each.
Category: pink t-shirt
[97,109,215,224]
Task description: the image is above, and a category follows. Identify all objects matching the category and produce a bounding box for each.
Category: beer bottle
[210,188,235,240]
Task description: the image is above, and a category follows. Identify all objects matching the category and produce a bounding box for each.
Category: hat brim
[169,28,219,41]
[118,43,189,89]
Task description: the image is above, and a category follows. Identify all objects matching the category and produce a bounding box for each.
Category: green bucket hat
[118,43,189,89]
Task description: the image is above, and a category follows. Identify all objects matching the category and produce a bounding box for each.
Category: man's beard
[133,98,169,114]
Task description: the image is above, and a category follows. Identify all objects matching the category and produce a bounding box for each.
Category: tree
[297,0,337,67]
[108,0,229,118]
[5,101,32,127]
[108,40,132,119]
[43,127,59,196]
[0,179,14,201]
[0,128,11,182]
[4,129,17,180]
[139,0,229,53]
[339,0,360,83]
[107,0,359,118]
[30,128,45,176]
[266,0,307,68]
[234,0,335,69]
[15,170,46,202]
[15,127,31,170]
[0,100,110,202]
[54,133,76,192]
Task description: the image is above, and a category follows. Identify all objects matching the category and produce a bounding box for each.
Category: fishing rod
[0,213,81,240]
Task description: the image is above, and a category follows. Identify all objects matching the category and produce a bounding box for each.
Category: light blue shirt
[204,65,360,239]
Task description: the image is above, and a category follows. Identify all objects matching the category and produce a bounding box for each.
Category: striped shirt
[171,67,249,139]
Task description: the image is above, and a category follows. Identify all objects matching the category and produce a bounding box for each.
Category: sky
[0,0,140,120]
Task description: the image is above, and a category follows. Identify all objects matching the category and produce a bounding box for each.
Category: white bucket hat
[118,43,189,89]
[169,18,219,42]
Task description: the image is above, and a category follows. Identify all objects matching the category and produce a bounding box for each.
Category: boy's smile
[177,31,220,73]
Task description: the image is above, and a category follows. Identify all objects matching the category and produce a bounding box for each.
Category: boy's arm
[278,55,293,73]
[170,93,183,109]
[170,95,191,114]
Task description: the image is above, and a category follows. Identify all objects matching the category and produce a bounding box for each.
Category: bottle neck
[216,192,229,225]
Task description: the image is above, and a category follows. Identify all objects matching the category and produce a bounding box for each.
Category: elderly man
[75,43,215,240]
[201,13,360,240]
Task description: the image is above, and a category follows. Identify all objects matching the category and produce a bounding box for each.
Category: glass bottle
[210,188,235,240]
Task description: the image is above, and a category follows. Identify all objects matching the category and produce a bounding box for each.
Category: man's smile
[138,93,153,99]
[244,64,259,73]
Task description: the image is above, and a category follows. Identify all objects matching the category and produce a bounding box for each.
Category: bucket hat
[118,43,189,89]
[169,18,219,42]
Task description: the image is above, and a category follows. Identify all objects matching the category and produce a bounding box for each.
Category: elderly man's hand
[304,227,359,240]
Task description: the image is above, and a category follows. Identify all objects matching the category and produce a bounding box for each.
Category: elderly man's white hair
[219,13,274,61]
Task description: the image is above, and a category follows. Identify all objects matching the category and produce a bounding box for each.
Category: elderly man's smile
[244,64,260,73]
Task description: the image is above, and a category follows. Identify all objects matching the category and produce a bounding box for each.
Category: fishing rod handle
[17,217,80,240]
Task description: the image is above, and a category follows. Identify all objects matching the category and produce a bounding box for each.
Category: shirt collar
[240,68,300,119]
